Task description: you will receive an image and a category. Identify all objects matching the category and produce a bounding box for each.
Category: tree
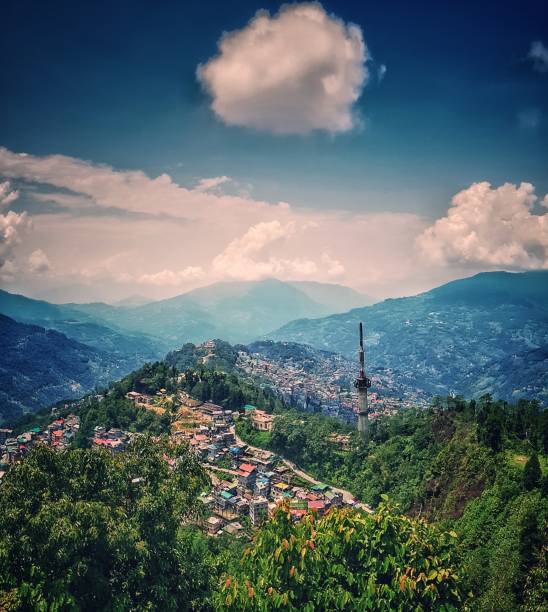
[217,500,468,610]
[523,453,542,491]
[0,437,210,610]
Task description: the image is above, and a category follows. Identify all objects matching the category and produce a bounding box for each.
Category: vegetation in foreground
[3,361,547,610]
[238,395,548,611]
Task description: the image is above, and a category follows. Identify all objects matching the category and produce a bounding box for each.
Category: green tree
[523,453,541,491]
[217,500,468,611]
[0,437,210,610]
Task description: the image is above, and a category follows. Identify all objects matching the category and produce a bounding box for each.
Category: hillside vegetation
[237,395,547,611]
[0,315,129,424]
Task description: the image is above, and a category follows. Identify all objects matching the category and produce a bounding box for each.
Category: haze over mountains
[1,272,547,423]
[269,271,548,403]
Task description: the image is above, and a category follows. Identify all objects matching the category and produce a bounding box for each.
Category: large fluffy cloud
[197,3,368,134]
[416,182,548,269]
[0,182,29,281]
[211,220,319,280]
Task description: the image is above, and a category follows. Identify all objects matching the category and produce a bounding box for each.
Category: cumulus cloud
[211,220,317,280]
[0,209,30,280]
[321,252,345,277]
[528,40,548,73]
[197,3,368,134]
[194,176,231,192]
[28,249,52,274]
[416,182,548,269]
[0,181,19,207]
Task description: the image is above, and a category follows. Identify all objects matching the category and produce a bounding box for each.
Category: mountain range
[0,315,127,423]
[65,279,371,345]
[268,271,548,403]
[1,272,546,422]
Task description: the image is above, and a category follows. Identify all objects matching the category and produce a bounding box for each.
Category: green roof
[220,490,233,500]
[243,404,256,411]
[311,483,329,492]
[31,427,41,433]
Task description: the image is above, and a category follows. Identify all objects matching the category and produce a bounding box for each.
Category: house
[249,497,269,527]
[224,522,244,537]
[207,516,223,535]
[251,409,275,432]
[237,463,257,494]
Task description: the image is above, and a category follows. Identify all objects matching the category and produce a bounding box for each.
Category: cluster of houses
[201,454,347,537]
[92,426,132,452]
[236,349,418,424]
[0,414,80,482]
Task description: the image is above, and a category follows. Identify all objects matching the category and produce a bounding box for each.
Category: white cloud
[194,176,231,192]
[528,40,548,73]
[321,252,345,277]
[28,249,52,274]
[0,181,19,207]
[197,3,368,134]
[377,64,387,82]
[416,182,548,269]
[0,209,30,279]
[211,220,318,280]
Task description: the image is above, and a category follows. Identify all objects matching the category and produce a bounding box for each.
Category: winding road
[232,426,373,513]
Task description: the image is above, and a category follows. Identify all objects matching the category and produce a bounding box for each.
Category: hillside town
[236,345,418,423]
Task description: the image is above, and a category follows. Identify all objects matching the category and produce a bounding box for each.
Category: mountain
[0,289,165,361]
[285,281,372,311]
[113,294,154,307]
[68,279,369,345]
[267,271,548,403]
[0,315,127,424]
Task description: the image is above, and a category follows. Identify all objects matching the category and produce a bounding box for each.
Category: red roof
[239,463,256,473]
[52,430,64,437]
[308,500,325,510]
[290,509,307,518]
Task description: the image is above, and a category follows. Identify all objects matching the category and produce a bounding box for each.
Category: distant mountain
[285,281,372,311]
[268,271,548,404]
[113,294,154,307]
[0,315,127,424]
[0,289,165,362]
[68,279,369,345]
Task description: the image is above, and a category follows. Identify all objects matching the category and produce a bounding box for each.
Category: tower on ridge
[354,322,372,439]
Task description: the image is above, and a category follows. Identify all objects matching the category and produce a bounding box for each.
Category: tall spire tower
[355,322,371,438]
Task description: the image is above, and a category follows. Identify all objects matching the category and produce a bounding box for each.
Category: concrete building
[250,496,269,527]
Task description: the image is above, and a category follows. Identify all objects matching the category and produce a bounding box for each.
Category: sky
[1,0,547,303]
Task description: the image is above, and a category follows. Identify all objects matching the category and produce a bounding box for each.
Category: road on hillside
[231,426,373,513]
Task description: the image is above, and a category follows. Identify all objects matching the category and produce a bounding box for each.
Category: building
[237,463,257,494]
[207,516,223,535]
[249,496,269,527]
[251,409,275,432]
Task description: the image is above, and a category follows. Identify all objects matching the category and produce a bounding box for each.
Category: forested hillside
[236,395,547,611]
[269,271,548,403]
[0,315,130,424]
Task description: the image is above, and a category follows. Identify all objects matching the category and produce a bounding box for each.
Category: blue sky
[1,1,547,301]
